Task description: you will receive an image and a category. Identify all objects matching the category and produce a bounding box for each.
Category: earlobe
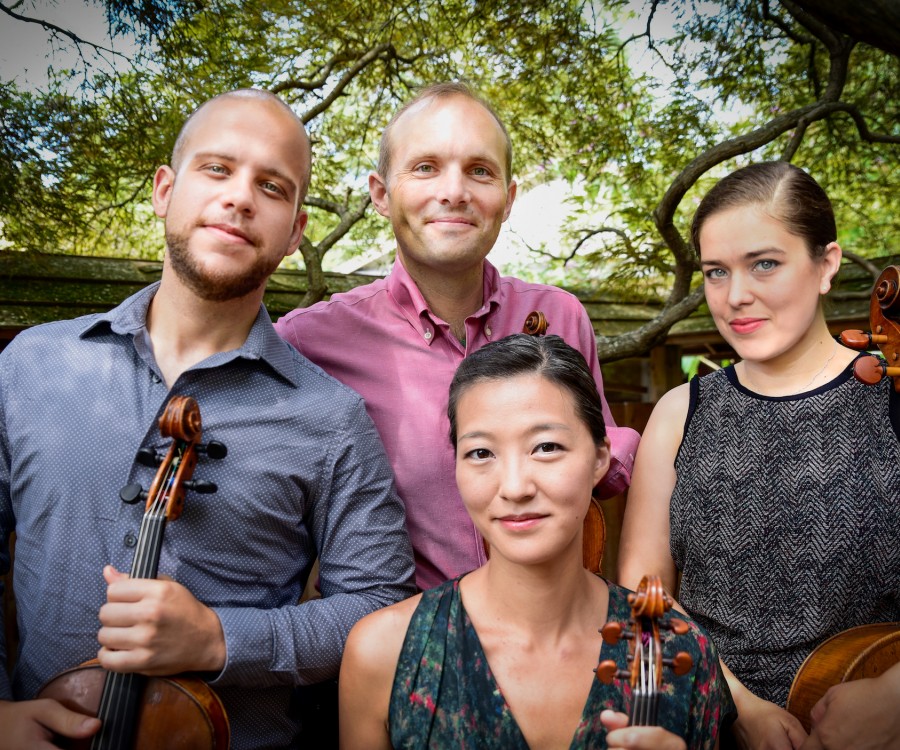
[369,172,391,218]
[502,180,517,222]
[820,242,843,293]
[286,211,308,257]
[152,166,175,219]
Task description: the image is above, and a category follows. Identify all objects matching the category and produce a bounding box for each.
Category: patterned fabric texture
[672,364,900,707]
[389,577,733,749]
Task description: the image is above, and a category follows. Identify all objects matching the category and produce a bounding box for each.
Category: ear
[285,210,308,258]
[152,165,175,219]
[369,172,391,218]
[501,179,517,222]
[592,437,612,488]
[818,242,842,295]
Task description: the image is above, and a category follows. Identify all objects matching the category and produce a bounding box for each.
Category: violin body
[39,661,229,749]
[786,622,900,732]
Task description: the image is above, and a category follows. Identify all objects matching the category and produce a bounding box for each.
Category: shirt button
[485,326,492,337]
[151,373,161,383]
[424,330,433,340]
[124,532,137,548]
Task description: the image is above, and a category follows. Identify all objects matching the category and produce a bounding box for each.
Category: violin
[38,395,230,749]
[595,575,692,726]
[784,267,900,730]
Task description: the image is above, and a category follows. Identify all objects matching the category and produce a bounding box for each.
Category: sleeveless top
[672,363,900,707]
[388,576,734,749]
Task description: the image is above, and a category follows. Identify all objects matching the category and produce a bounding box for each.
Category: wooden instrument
[840,265,900,390]
[783,268,900,729]
[595,575,693,725]
[786,623,900,732]
[38,395,230,749]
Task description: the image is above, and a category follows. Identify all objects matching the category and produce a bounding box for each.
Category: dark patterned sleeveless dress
[671,363,900,707]
[388,576,734,749]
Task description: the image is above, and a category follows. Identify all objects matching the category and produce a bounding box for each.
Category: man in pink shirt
[276,82,639,590]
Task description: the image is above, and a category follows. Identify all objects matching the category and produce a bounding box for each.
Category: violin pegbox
[594,575,694,726]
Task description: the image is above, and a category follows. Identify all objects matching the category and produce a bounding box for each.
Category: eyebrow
[700,247,787,266]
[191,151,299,198]
[457,423,573,441]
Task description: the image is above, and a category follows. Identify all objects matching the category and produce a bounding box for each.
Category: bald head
[171,89,312,203]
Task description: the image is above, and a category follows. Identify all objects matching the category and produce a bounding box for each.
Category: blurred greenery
[1,0,897,357]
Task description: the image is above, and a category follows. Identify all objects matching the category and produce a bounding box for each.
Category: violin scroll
[595,575,693,726]
[522,310,549,336]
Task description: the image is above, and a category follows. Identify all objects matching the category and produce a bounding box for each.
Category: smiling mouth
[205,223,254,244]
[729,318,765,334]
[497,514,547,530]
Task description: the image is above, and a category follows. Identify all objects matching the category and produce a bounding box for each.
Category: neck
[400,255,485,341]
[737,318,855,397]
[147,269,263,387]
[466,548,606,641]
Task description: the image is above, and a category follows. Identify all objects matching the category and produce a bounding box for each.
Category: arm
[339,596,419,750]
[210,399,416,688]
[799,662,900,750]
[616,383,689,594]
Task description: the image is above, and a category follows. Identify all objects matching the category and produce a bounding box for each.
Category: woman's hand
[600,709,687,750]
[730,689,807,750]
[800,665,900,750]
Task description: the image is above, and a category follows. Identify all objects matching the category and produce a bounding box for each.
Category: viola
[38,395,230,749]
[595,575,692,726]
[784,267,900,729]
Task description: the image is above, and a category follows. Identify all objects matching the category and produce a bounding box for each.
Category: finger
[34,699,101,739]
[103,564,128,585]
[785,713,810,748]
[599,709,629,731]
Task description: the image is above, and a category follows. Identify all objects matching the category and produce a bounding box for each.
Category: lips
[497,513,547,531]
[729,318,766,335]
[204,222,254,244]
[427,215,475,227]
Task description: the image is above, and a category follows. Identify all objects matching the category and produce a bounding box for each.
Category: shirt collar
[80,281,298,386]
[385,257,503,342]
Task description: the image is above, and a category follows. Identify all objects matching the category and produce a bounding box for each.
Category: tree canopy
[1,0,898,360]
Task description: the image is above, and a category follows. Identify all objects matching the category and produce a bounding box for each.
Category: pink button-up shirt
[275,259,639,590]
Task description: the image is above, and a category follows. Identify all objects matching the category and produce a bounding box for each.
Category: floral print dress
[388,577,734,749]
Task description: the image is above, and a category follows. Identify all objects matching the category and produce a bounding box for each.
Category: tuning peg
[196,441,227,460]
[135,448,165,468]
[663,651,694,676]
[853,355,900,385]
[182,479,218,494]
[840,329,888,350]
[660,617,690,635]
[594,660,630,684]
[120,483,147,504]
[600,621,633,645]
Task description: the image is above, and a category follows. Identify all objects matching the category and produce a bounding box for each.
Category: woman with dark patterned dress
[618,162,900,750]
[340,334,733,749]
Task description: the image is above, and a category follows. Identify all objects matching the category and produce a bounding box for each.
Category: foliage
[1,0,898,356]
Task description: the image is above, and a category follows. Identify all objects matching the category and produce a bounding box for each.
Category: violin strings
[92,444,185,747]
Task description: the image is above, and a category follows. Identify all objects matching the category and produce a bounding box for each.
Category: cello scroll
[840,266,900,389]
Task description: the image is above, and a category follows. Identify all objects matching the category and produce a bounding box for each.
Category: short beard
[166,228,280,303]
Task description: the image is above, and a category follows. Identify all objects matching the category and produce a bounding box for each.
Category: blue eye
[704,268,727,280]
[754,259,779,272]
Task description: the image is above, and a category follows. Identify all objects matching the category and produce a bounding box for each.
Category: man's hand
[97,565,226,676]
[800,667,900,750]
[0,698,100,750]
[600,709,688,750]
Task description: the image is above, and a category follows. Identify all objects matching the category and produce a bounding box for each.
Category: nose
[436,166,470,206]
[497,456,536,503]
[726,271,754,308]
[222,174,256,215]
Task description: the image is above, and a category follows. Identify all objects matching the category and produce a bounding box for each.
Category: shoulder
[344,593,423,681]
[497,275,584,307]
[275,279,388,327]
[642,381,692,446]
